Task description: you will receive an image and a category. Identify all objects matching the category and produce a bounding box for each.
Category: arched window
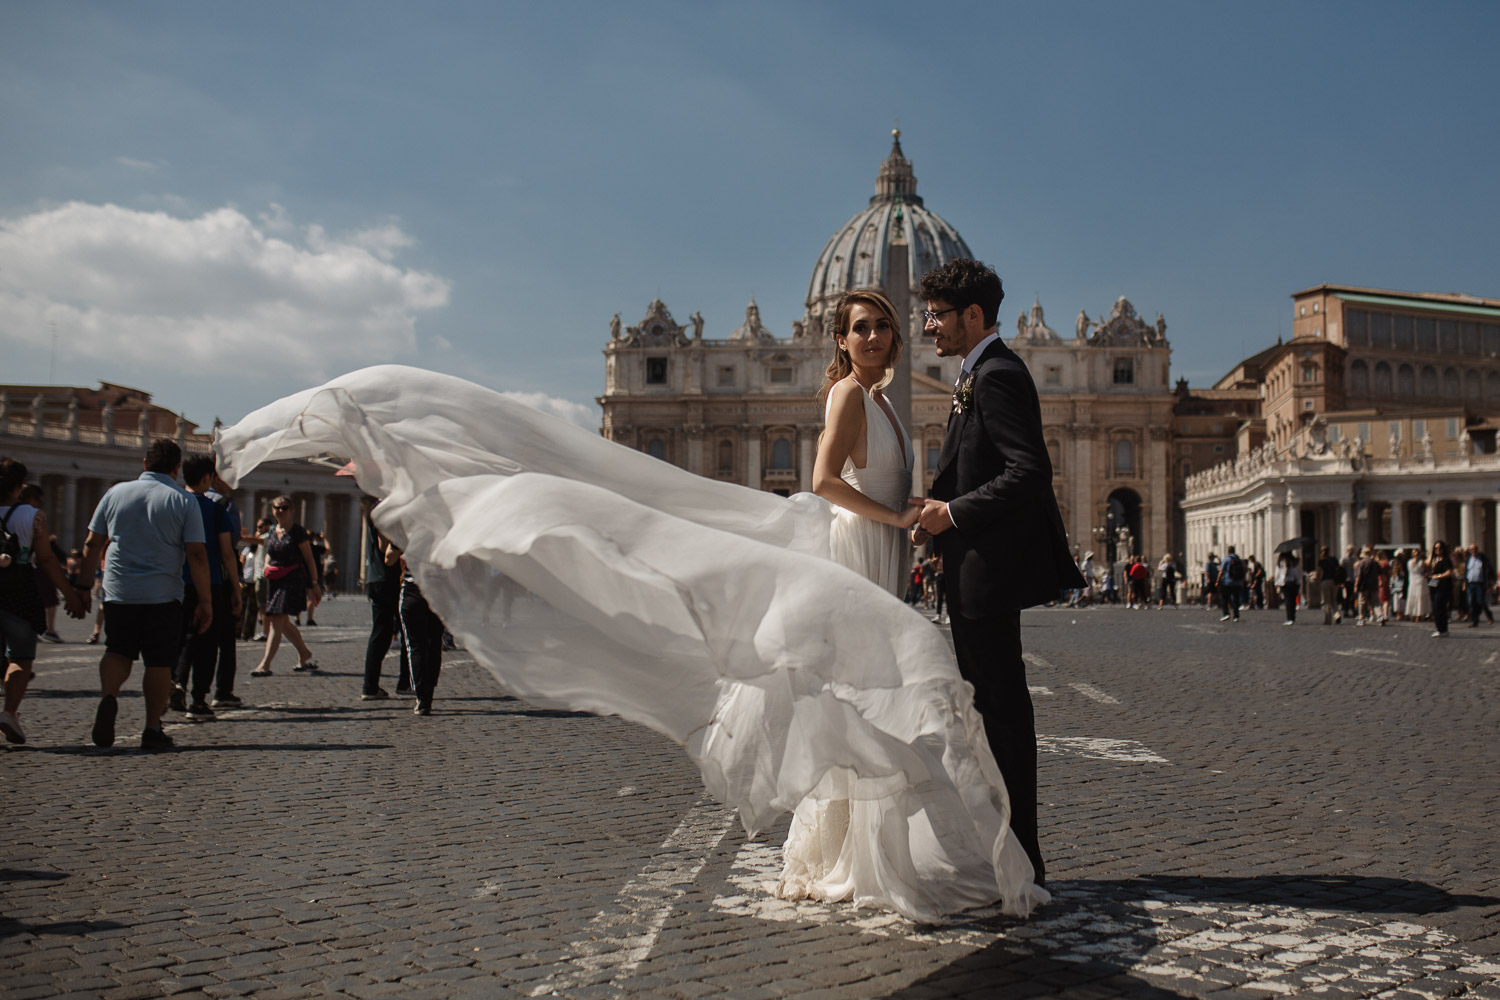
[1113,437,1135,476]
[770,438,793,469]
[1465,370,1482,402]
[1420,365,1438,396]
[1113,358,1134,385]
[1397,364,1415,396]
[717,439,733,475]
[646,437,667,461]
[1373,361,1392,395]
[1443,367,1460,398]
[1349,359,1369,394]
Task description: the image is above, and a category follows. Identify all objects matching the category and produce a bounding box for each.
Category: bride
[214,317,1046,922]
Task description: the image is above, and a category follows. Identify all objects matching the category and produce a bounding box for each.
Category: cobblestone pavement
[5,598,1499,999]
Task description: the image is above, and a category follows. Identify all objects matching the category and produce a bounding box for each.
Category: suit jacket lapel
[933,397,965,484]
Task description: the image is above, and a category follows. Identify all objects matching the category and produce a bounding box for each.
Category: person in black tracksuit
[398,556,443,716]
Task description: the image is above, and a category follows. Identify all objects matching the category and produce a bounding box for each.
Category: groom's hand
[916,499,953,536]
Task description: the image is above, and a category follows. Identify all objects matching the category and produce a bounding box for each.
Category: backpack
[1222,554,1245,585]
[0,505,45,632]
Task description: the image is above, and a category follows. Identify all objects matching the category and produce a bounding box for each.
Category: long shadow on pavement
[884,874,1497,1000]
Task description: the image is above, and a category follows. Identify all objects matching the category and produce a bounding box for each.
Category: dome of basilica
[804,132,972,324]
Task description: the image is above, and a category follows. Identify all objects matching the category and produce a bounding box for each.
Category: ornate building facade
[1181,285,1500,570]
[600,134,1181,563]
[0,383,365,574]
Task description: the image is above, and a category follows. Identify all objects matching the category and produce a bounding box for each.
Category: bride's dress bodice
[825,384,914,598]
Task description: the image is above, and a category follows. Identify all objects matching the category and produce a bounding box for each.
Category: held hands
[63,587,89,619]
[914,498,953,537]
[894,501,923,532]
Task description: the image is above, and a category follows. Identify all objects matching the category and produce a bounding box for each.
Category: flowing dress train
[215,366,1047,922]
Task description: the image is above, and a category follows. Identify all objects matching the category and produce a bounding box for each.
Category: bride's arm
[814,380,918,529]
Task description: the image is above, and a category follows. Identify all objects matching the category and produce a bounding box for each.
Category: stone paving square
[4,598,1499,998]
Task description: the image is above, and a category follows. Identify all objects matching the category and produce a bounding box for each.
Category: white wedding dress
[215,366,1046,922]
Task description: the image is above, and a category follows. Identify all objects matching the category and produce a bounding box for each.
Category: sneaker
[305,618,318,627]
[1219,615,1231,622]
[87,631,100,644]
[395,684,413,697]
[413,699,431,716]
[1282,620,1295,626]
[211,693,242,708]
[293,658,319,672]
[42,630,63,644]
[186,701,216,720]
[92,695,118,747]
[252,632,267,642]
[0,710,25,744]
[1431,630,1446,638]
[140,727,175,750]
[362,688,391,701]
[169,686,188,713]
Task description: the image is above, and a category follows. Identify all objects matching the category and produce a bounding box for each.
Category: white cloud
[499,391,600,431]
[116,156,164,172]
[0,201,451,379]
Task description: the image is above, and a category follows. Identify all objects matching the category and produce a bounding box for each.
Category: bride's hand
[895,502,923,531]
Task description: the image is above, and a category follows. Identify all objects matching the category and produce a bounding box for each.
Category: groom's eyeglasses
[922,307,958,324]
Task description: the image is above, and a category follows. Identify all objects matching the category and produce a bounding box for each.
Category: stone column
[31,394,45,439]
[60,476,78,550]
[1460,498,1478,549]
[684,424,705,476]
[1422,500,1438,550]
[1269,490,1286,552]
[1285,488,1301,542]
[1338,501,1354,554]
[308,493,327,534]
[341,494,362,589]
[1073,426,1095,559]
[798,424,817,494]
[1148,428,1168,557]
[744,430,761,492]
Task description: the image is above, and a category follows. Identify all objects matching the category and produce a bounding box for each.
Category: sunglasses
[272,505,290,512]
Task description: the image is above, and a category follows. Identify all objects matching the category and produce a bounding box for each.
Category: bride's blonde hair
[817,289,904,404]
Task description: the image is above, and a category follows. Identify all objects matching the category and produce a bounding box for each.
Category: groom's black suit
[930,336,1084,884]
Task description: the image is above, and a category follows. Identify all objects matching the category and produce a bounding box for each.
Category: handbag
[264,562,302,581]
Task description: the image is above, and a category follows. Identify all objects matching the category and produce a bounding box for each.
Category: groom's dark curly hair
[919,258,1005,329]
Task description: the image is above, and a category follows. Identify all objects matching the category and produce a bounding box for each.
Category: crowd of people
[0,444,435,748]
[1056,541,1495,636]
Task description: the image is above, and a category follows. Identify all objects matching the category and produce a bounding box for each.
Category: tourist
[1316,545,1342,625]
[1216,546,1244,622]
[1353,546,1380,626]
[1406,547,1430,621]
[1155,552,1175,608]
[361,499,407,700]
[1201,553,1218,610]
[1276,552,1303,625]
[1,458,89,743]
[1466,543,1494,627]
[1426,541,1455,637]
[248,496,322,676]
[204,474,244,706]
[78,439,211,750]
[170,456,241,720]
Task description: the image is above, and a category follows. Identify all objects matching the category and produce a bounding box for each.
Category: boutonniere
[952,372,975,414]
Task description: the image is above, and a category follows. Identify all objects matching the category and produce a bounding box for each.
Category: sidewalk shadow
[882,873,1497,1000]
[22,742,397,755]
[0,916,129,943]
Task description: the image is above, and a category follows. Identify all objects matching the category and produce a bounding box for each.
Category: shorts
[0,606,38,663]
[103,601,183,667]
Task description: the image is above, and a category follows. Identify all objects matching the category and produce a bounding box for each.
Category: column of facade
[1338,501,1354,554]
[60,475,78,550]
[1421,500,1438,550]
[1148,428,1168,560]
[798,424,817,494]
[308,493,327,534]
[1072,426,1094,559]
[744,429,762,491]
[1460,498,1478,549]
[684,424,704,476]
[1285,488,1301,542]
[338,494,362,590]
[1269,490,1286,555]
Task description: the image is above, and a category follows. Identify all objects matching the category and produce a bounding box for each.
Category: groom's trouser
[948,609,1043,885]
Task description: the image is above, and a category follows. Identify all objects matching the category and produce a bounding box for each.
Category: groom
[913,258,1084,886]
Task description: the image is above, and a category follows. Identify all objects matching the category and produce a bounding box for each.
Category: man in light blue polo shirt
[79,439,212,750]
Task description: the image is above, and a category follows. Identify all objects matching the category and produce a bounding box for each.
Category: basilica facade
[599,134,1180,563]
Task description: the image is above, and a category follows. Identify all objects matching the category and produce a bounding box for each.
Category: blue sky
[2,1,1496,428]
